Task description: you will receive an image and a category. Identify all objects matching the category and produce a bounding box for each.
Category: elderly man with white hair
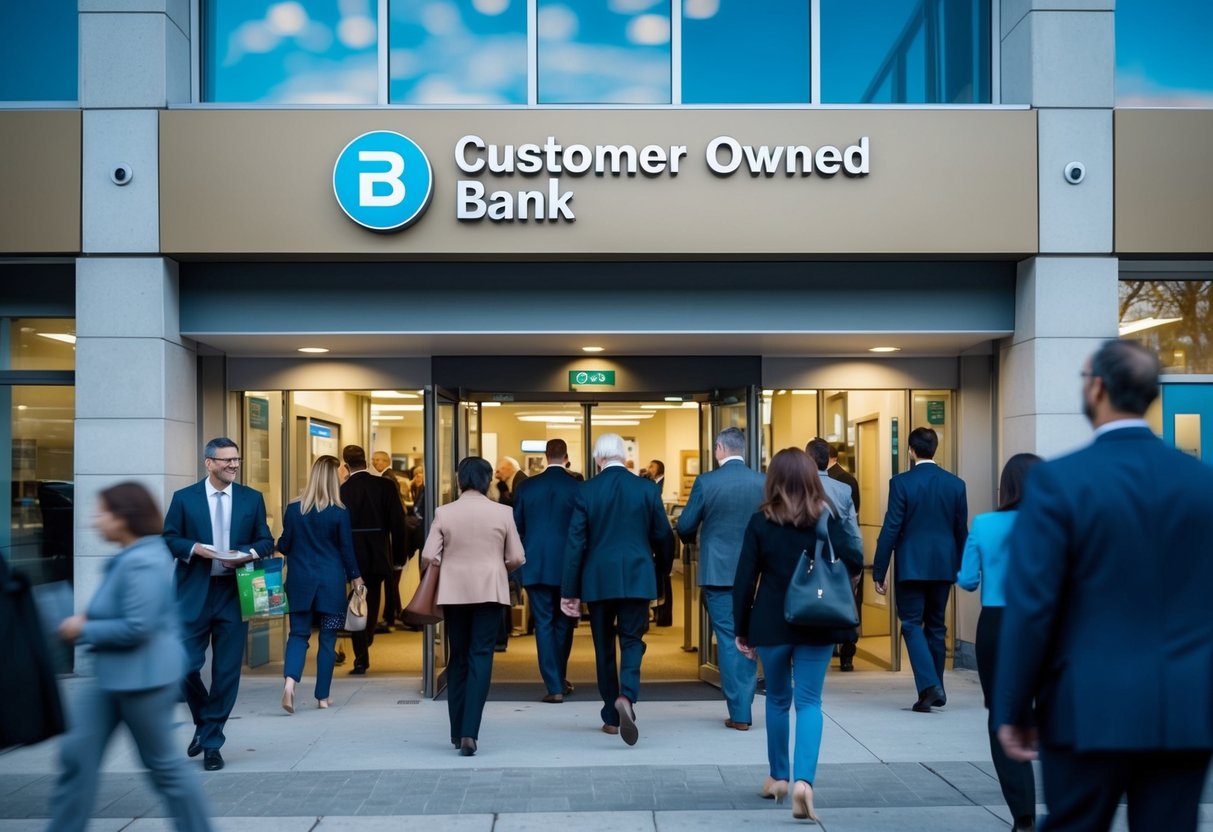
[493,456,527,507]
[561,434,674,746]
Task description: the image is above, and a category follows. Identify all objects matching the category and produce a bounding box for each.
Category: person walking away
[957,453,1041,832]
[561,433,674,746]
[420,456,525,756]
[733,448,862,822]
[996,339,1213,832]
[872,427,968,712]
[512,438,581,702]
[826,443,863,671]
[676,427,765,731]
[277,455,365,712]
[50,482,213,832]
[164,437,274,771]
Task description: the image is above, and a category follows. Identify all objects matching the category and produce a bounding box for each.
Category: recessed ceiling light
[38,333,77,345]
[868,346,901,353]
[372,390,419,399]
[581,346,604,353]
[298,347,329,354]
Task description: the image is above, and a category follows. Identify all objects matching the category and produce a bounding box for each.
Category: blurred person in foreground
[957,453,1042,832]
[733,448,862,822]
[420,457,525,756]
[277,455,365,713]
[996,339,1213,832]
[49,482,213,832]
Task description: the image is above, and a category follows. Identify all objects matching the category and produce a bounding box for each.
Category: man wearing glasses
[164,437,274,771]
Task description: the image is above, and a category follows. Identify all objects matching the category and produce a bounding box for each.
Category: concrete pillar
[74,2,195,603]
[999,1,1119,461]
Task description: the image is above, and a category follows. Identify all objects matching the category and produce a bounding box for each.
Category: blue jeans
[756,643,833,785]
[703,587,757,723]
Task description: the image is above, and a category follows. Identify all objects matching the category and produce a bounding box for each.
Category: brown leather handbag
[402,563,442,625]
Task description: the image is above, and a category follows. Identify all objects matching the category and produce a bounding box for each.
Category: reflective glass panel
[682,0,809,104]
[1116,0,1213,107]
[538,0,672,104]
[3,386,75,587]
[0,2,77,101]
[8,319,76,371]
[1120,278,1213,373]
[203,0,379,103]
[820,0,991,104]
[390,0,527,104]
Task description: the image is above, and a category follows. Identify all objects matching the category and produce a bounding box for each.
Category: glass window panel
[390,0,527,104]
[0,2,77,102]
[1116,0,1213,107]
[203,0,378,104]
[821,0,991,104]
[538,0,671,104]
[8,319,76,371]
[1120,278,1213,373]
[3,386,75,588]
[681,0,809,104]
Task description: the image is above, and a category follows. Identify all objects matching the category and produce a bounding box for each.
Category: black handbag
[783,510,860,629]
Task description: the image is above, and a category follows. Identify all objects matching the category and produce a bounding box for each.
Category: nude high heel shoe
[317,698,331,709]
[791,780,818,821]
[759,776,789,804]
[281,679,295,714]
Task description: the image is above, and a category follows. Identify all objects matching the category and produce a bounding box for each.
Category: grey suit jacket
[676,459,765,587]
[820,473,864,566]
[81,536,186,692]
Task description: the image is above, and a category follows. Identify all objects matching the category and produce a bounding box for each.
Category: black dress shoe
[933,691,947,707]
[187,735,202,758]
[912,685,945,713]
[563,681,575,696]
[349,665,368,676]
[374,623,392,635]
[839,658,854,672]
[459,737,477,756]
[203,749,224,771]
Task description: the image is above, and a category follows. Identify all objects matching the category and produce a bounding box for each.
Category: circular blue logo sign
[332,131,433,232]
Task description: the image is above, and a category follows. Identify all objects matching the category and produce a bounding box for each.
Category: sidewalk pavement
[1,669,1209,831]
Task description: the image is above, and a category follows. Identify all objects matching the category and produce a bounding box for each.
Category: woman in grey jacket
[48,482,213,832]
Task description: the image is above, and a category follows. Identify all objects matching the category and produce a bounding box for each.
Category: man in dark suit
[676,427,765,729]
[995,339,1213,832]
[340,444,409,674]
[164,437,274,771]
[873,427,968,712]
[561,433,674,746]
[513,438,581,703]
[493,456,528,507]
[827,443,863,671]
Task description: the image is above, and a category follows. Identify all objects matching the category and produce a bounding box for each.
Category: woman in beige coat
[420,456,525,756]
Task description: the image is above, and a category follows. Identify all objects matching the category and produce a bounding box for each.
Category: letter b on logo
[334,132,433,231]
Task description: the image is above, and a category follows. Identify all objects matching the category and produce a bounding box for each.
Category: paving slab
[494,812,655,832]
[315,816,493,831]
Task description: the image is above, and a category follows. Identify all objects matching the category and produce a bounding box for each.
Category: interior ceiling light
[791,390,815,395]
[372,415,404,421]
[581,346,605,352]
[371,404,424,412]
[1118,317,1183,336]
[664,396,684,402]
[297,347,329,354]
[37,333,77,345]
[518,415,579,423]
[868,346,901,353]
[479,401,501,407]
[593,420,640,426]
[372,390,419,399]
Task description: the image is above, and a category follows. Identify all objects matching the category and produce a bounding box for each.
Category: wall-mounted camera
[1063,161,1085,185]
[111,163,133,186]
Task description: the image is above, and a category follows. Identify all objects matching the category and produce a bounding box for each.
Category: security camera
[111,163,133,186]
[1063,161,1085,185]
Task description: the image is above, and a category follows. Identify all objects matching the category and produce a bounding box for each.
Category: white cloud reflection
[683,0,719,20]
[609,0,662,13]
[472,0,511,14]
[538,4,578,41]
[267,2,309,36]
[338,15,377,48]
[540,41,670,103]
[628,13,669,45]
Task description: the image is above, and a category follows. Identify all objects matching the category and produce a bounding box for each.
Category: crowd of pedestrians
[32,338,1213,832]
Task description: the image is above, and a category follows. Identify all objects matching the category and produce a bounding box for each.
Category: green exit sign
[569,370,615,389]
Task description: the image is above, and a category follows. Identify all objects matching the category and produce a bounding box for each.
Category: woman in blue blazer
[957,452,1041,832]
[278,455,363,712]
[49,482,213,832]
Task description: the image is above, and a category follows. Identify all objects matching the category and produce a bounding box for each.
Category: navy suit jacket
[561,465,674,602]
[675,459,765,587]
[163,479,275,624]
[340,471,409,579]
[277,502,360,616]
[513,465,581,587]
[873,462,968,584]
[994,427,1213,752]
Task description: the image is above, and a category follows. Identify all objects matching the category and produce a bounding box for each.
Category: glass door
[697,386,757,686]
[423,385,460,698]
[1160,383,1213,461]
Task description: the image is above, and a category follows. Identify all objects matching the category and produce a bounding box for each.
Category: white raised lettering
[742,144,784,175]
[564,145,592,174]
[457,180,486,219]
[517,144,543,175]
[548,179,574,220]
[358,151,405,207]
[639,145,667,174]
[518,189,544,219]
[669,145,687,175]
[488,190,513,221]
[488,144,515,174]
[706,136,742,175]
[844,137,870,175]
[595,145,637,176]
[786,146,813,175]
[815,145,842,175]
[455,136,485,174]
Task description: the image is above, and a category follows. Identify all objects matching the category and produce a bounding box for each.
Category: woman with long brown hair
[733,448,860,822]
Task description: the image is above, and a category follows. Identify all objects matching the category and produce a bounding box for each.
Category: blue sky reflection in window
[390,0,527,104]
[0,2,77,101]
[204,1,378,103]
[538,0,672,104]
[1116,0,1213,107]
[682,0,810,104]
